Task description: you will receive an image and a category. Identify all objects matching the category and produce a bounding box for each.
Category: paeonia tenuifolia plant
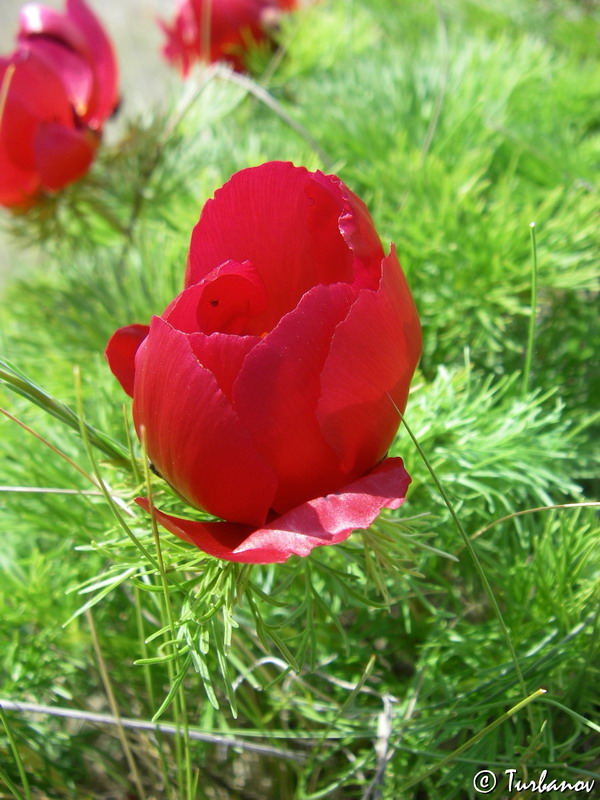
[106,161,422,564]
[0,0,118,209]
[160,0,298,75]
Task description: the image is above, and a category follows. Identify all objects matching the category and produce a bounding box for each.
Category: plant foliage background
[1,0,599,798]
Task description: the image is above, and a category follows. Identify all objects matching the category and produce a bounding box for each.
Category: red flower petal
[63,0,119,127]
[34,122,96,191]
[310,170,384,290]
[0,59,39,206]
[19,5,88,52]
[232,282,358,514]
[133,316,277,525]
[105,324,150,398]
[161,262,265,401]
[188,331,259,402]
[19,37,94,118]
[136,456,411,564]
[317,245,422,474]
[165,260,268,335]
[1,52,73,172]
[185,162,357,333]
[19,0,118,127]
[0,149,39,208]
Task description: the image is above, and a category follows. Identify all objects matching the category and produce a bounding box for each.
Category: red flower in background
[0,0,118,209]
[160,0,298,75]
[106,162,422,564]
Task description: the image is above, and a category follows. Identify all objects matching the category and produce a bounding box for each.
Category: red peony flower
[159,0,298,76]
[0,0,118,208]
[106,161,422,564]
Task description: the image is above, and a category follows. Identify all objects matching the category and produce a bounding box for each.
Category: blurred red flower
[0,0,118,209]
[106,161,421,563]
[159,0,298,75]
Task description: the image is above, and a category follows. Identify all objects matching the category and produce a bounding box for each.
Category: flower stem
[397,408,535,731]
[398,688,546,792]
[522,221,539,398]
[0,706,32,800]
[140,426,194,800]
[0,361,129,463]
[86,609,146,799]
[133,582,174,799]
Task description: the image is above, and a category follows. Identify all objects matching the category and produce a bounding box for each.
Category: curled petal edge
[136,457,411,564]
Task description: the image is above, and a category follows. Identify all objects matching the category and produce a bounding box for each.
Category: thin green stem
[397,409,534,730]
[0,361,129,462]
[72,367,187,597]
[0,764,26,800]
[0,707,32,800]
[140,426,194,800]
[200,0,212,63]
[522,221,539,398]
[469,501,600,545]
[213,65,332,168]
[72,368,165,575]
[133,583,173,799]
[397,689,546,792]
[86,609,146,800]
[0,408,98,489]
[137,446,183,795]
[81,194,128,236]
[305,655,376,795]
[540,697,600,735]
[123,404,142,486]
[0,362,129,463]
